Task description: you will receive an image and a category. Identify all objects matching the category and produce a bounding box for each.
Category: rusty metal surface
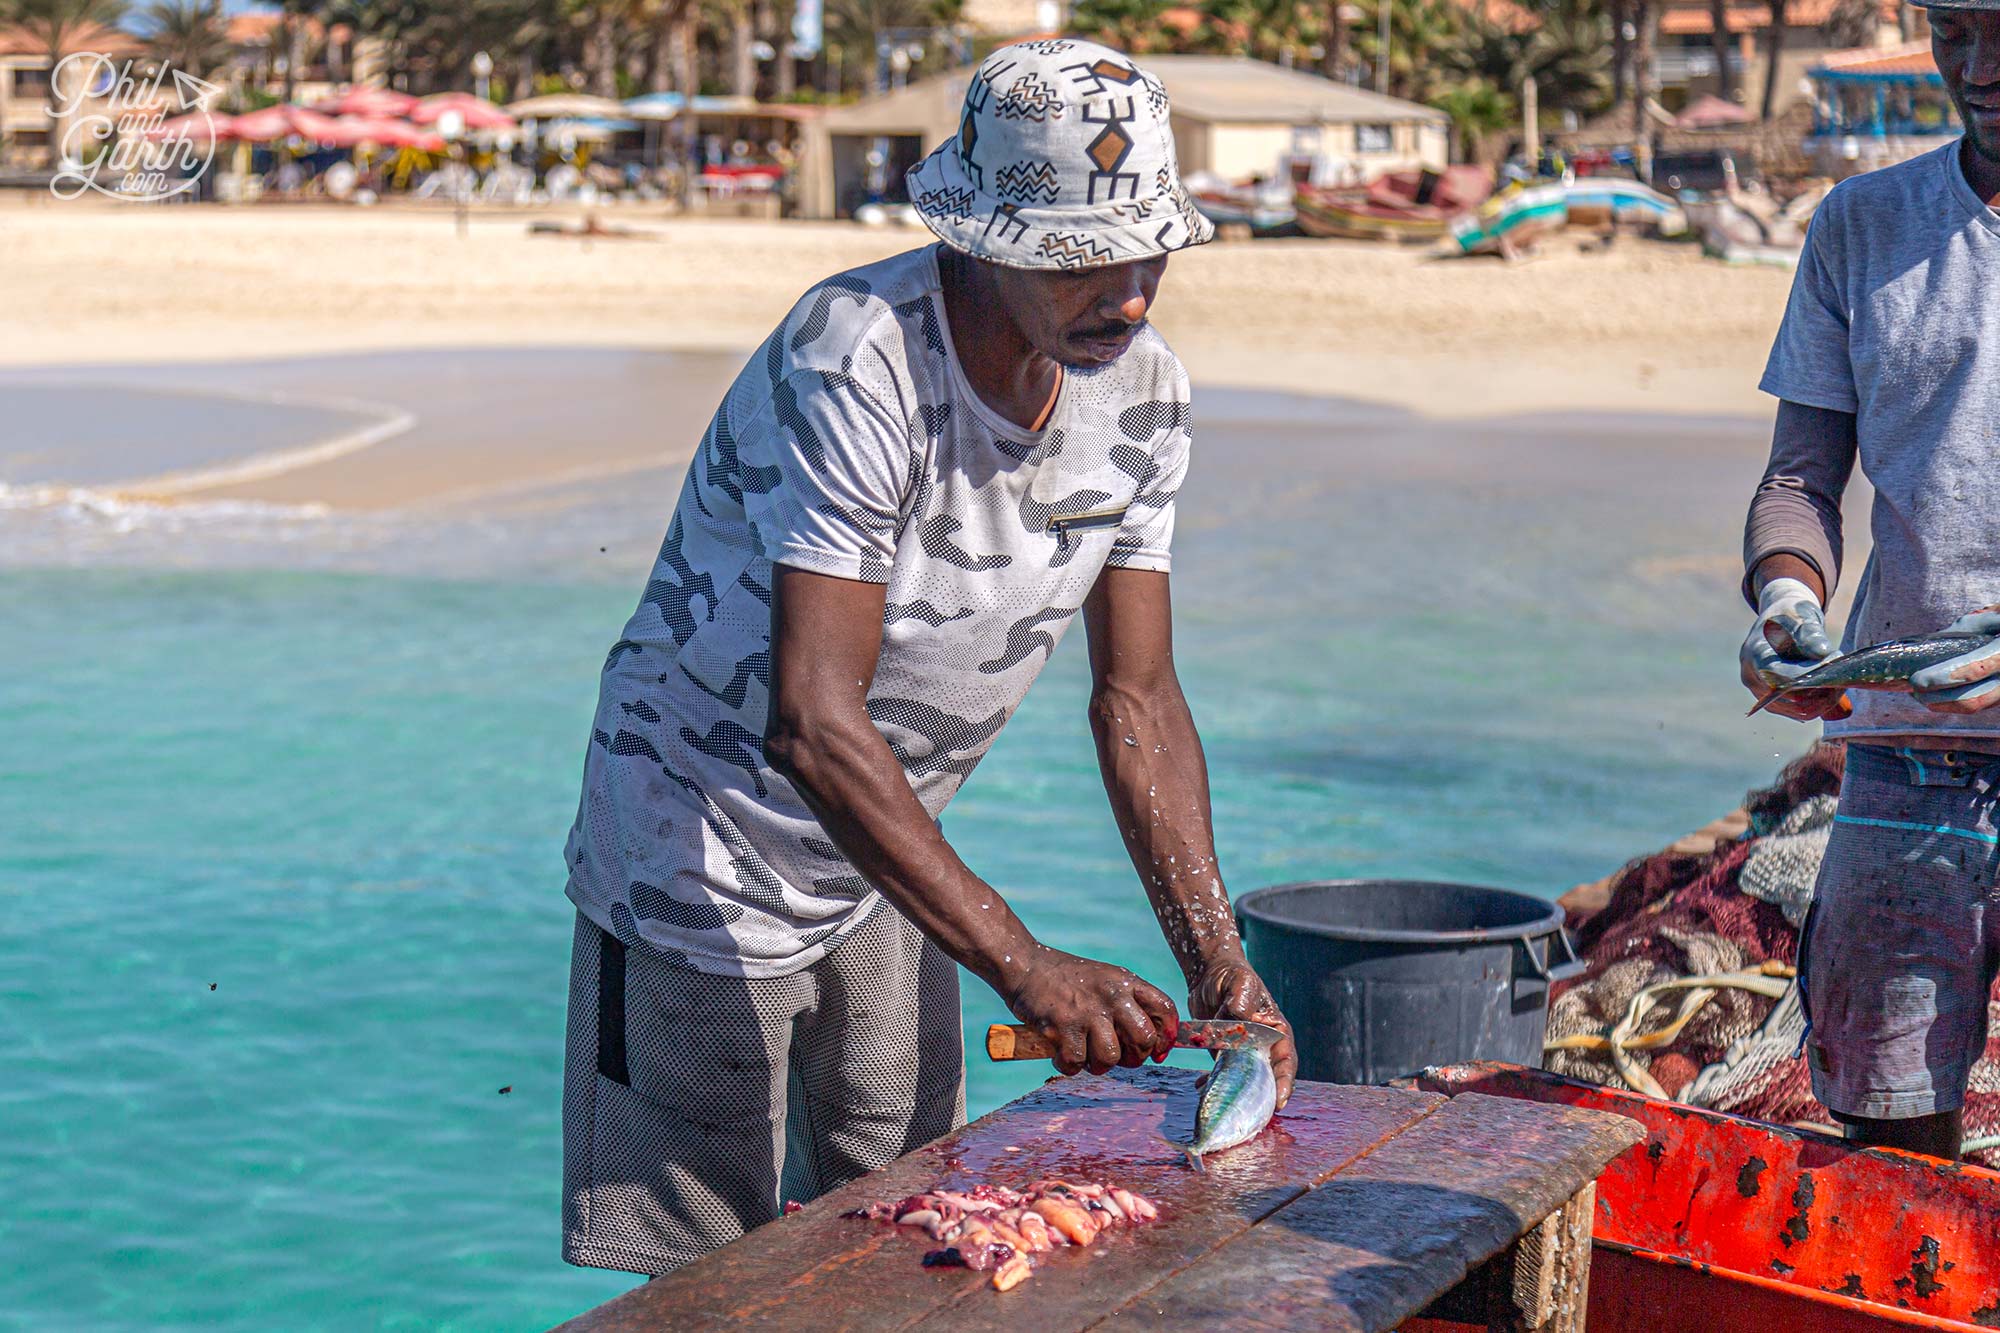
[1088,1092,1644,1333]
[554,1067,1448,1333]
[1417,1062,2000,1330]
[1588,1244,1998,1333]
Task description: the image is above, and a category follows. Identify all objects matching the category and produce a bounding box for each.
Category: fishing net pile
[1547,742,2000,1167]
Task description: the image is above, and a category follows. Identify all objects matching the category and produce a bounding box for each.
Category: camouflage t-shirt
[564,244,1193,977]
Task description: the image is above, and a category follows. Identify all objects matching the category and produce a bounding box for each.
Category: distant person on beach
[1740,0,2000,1160]
[557,39,1296,1276]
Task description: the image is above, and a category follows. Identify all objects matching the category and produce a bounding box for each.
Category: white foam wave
[104,394,416,497]
[0,481,332,533]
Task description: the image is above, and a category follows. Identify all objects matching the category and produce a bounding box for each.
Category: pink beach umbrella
[1676,94,1752,130]
[325,115,446,151]
[312,86,421,118]
[144,110,237,143]
[410,92,516,131]
[231,103,345,143]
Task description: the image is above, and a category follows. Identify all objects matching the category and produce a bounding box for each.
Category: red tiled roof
[1455,0,1540,34]
[1817,40,1937,75]
[0,22,142,57]
[1659,0,1894,34]
[227,13,349,45]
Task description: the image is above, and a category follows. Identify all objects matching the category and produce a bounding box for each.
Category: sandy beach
[1,201,1795,500]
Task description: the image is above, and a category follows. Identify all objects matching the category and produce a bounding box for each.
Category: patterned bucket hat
[905,39,1214,271]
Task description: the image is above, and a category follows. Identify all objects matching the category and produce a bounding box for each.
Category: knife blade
[985,1018,1282,1062]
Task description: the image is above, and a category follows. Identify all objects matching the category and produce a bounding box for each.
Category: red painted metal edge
[1414,1062,2000,1329]
[1590,1244,1995,1333]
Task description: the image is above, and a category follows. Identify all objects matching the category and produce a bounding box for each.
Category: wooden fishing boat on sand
[1293,165,1493,243]
[1186,172,1296,235]
[1406,1062,2000,1333]
[1443,181,1569,257]
[1561,176,1686,233]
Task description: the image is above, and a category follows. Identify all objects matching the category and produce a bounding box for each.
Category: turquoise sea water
[0,359,1820,1329]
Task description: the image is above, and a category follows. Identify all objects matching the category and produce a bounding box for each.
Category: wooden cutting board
[557,1065,1451,1331]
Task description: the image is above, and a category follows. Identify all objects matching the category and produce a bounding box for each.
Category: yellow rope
[1546,961,1797,1099]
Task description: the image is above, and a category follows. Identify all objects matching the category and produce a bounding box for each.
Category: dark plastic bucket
[1236,879,1585,1086]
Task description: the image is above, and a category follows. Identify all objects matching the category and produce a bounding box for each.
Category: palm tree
[1202,0,1312,61]
[270,0,315,101]
[5,0,129,164]
[1321,0,1349,79]
[1071,0,1185,53]
[1452,0,1610,125]
[570,0,624,97]
[1608,0,1630,108]
[1757,0,1785,120]
[139,0,232,80]
[1432,76,1514,159]
[1629,0,1656,134]
[823,0,958,91]
[4,0,129,65]
[1707,0,1735,100]
[1351,0,1465,103]
[737,1,759,98]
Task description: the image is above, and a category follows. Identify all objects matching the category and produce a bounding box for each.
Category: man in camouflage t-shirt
[561,39,1297,1276]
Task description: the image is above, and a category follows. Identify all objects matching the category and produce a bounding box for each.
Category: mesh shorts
[561,901,965,1275]
[1802,744,2000,1120]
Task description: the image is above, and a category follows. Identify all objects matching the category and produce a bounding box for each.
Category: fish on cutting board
[1183,1045,1278,1172]
[981,1018,1283,1170]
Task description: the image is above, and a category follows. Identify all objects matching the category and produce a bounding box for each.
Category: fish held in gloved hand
[1183,1045,1277,1172]
[1747,630,2000,716]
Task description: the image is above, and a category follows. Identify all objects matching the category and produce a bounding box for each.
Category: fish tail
[1745,686,1783,717]
[1184,1148,1205,1174]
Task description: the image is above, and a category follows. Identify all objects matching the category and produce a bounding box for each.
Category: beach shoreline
[2,201,1793,464]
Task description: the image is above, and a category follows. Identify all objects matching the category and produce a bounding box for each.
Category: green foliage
[2,0,130,54]
[1455,0,1610,115]
[351,0,560,87]
[1069,0,1181,53]
[1070,0,1612,133]
[1430,74,1513,156]
[134,0,232,79]
[822,0,964,91]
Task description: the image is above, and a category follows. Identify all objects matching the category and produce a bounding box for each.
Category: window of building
[13,66,52,96]
[1356,123,1394,153]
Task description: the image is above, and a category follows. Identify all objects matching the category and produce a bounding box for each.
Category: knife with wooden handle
[985,1018,1282,1062]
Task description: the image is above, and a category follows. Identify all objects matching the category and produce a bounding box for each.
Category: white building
[796,52,1449,219]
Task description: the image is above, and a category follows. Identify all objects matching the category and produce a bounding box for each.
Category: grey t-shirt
[564,244,1193,977]
[1753,142,2000,743]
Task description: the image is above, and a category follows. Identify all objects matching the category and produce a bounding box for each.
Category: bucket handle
[1516,928,1588,986]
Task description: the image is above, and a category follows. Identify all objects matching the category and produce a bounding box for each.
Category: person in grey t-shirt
[1739,0,2000,1159]
[560,41,1299,1277]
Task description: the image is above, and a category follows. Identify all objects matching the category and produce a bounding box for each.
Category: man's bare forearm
[1089,673,1242,984]
[762,566,1043,995]
[766,705,1036,996]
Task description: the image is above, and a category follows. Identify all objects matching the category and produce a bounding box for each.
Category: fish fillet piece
[849,1177,1160,1281]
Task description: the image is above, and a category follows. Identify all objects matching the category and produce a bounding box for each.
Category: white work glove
[1739,577,1845,722]
[1911,607,2000,714]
